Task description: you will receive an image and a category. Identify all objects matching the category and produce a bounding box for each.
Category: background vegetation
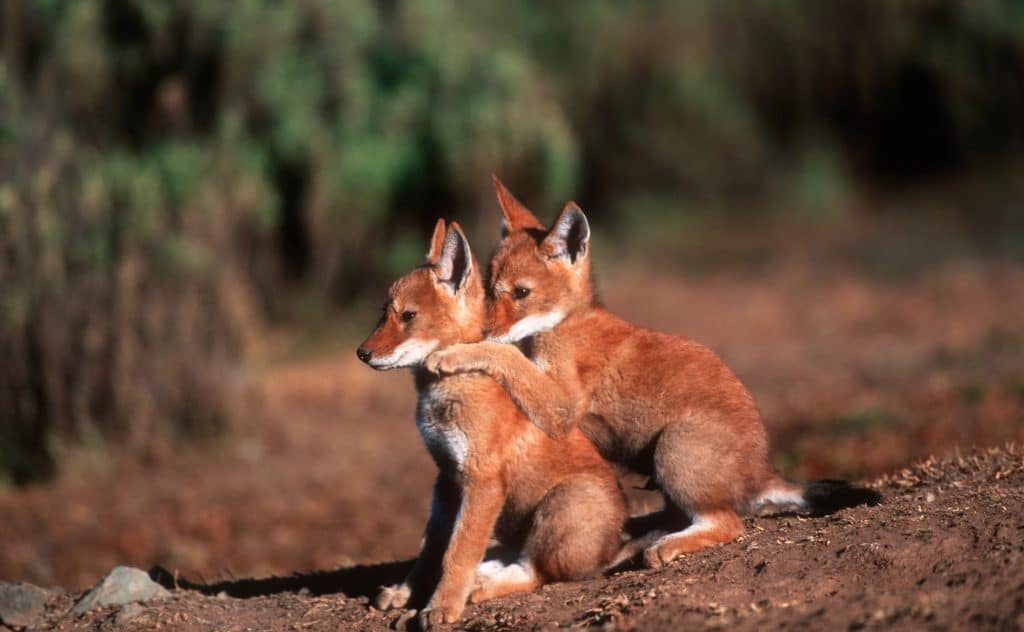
[3,0,1024,483]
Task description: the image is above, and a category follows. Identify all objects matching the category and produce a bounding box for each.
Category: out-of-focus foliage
[2,0,1023,482]
[0,124,258,483]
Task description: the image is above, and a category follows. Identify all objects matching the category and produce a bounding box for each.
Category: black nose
[356,347,372,363]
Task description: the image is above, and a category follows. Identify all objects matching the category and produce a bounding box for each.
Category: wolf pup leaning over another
[426,177,881,569]
[357,219,627,629]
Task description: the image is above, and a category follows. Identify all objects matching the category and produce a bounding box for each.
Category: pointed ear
[435,221,474,292]
[426,218,447,264]
[493,174,542,236]
[542,202,590,264]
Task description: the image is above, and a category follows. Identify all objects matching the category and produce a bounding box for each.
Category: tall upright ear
[426,218,447,264]
[542,202,590,264]
[493,174,542,236]
[435,221,474,292]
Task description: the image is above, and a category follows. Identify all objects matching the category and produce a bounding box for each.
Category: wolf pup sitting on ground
[426,178,880,569]
[357,219,627,628]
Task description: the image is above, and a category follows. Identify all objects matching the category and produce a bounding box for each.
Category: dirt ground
[1,221,1023,629]
[16,445,1024,631]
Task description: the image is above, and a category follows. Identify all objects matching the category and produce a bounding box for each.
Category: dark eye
[401,310,417,323]
[513,287,531,300]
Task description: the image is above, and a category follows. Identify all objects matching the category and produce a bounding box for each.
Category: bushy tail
[749,476,882,516]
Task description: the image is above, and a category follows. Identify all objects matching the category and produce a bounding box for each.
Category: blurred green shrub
[6,1,1023,283]
[0,124,259,483]
[2,0,1023,481]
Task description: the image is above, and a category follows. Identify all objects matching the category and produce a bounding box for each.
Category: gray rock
[113,602,146,625]
[0,582,52,628]
[71,566,169,615]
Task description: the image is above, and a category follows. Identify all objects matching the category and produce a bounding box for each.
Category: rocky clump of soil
[8,444,1022,631]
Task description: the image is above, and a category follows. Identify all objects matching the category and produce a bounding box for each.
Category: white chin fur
[369,338,439,370]
[489,309,565,343]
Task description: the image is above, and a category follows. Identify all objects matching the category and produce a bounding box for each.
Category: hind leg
[642,419,764,567]
[529,475,626,582]
[469,558,541,603]
[643,509,743,567]
[471,475,625,603]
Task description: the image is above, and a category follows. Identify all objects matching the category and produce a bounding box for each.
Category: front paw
[425,344,485,375]
[419,601,464,629]
[375,583,411,610]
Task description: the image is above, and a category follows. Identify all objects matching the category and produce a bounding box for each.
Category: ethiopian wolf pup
[357,220,626,628]
[426,178,880,568]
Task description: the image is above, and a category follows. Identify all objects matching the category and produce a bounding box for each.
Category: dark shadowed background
[1,1,1022,590]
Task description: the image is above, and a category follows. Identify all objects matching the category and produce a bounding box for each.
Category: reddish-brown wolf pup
[426,178,880,568]
[357,220,626,628]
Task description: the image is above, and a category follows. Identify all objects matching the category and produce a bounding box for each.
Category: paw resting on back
[424,344,488,375]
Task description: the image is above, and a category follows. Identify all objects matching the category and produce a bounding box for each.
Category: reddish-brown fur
[426,179,806,568]
[358,220,626,628]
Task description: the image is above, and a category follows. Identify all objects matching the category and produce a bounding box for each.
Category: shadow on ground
[149,559,415,600]
[149,481,882,603]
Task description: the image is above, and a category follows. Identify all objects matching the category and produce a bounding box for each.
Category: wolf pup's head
[357,220,484,370]
[485,176,594,344]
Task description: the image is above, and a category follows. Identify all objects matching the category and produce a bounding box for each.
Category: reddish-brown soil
[2,232,1022,629]
[18,445,1024,630]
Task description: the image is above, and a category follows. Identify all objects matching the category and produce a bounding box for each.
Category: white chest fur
[416,389,469,471]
